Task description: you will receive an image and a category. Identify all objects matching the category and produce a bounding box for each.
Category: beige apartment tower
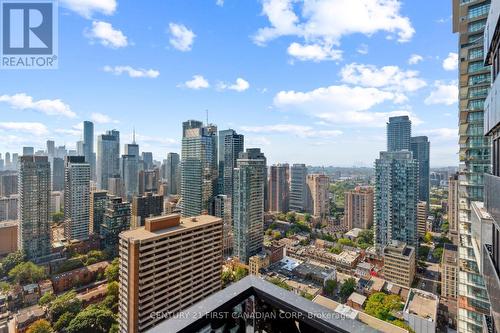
[118,214,223,333]
[344,186,374,230]
[441,244,458,299]
[447,173,459,244]
[383,241,415,287]
[416,201,428,238]
[306,174,330,219]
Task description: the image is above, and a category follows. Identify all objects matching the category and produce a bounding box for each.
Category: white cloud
[0,93,76,118]
[254,0,415,61]
[240,124,342,138]
[179,75,210,90]
[216,0,224,6]
[168,23,195,51]
[103,65,160,78]
[357,44,369,55]
[85,21,128,48]
[287,42,342,61]
[340,63,426,95]
[424,81,458,106]
[218,78,250,92]
[416,128,457,141]
[60,0,117,18]
[442,52,458,71]
[273,84,421,126]
[0,122,48,135]
[91,112,119,124]
[408,54,423,65]
[134,134,177,146]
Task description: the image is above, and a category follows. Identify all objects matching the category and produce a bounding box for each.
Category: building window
[468,19,486,32]
[468,61,486,73]
[468,99,485,110]
[468,33,483,44]
[469,47,484,60]
[468,2,491,19]
[469,86,489,98]
[469,73,491,85]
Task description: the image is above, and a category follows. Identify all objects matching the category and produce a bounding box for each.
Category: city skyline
[0,0,458,166]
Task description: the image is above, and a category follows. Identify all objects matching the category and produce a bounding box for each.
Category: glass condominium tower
[453,0,492,332]
[181,120,218,217]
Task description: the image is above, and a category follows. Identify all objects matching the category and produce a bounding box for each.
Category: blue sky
[0,0,459,166]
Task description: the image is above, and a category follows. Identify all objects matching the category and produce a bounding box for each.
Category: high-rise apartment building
[410,136,430,205]
[83,121,96,180]
[387,115,411,152]
[442,244,459,300]
[233,148,266,263]
[4,153,10,170]
[90,190,108,235]
[214,194,232,257]
[306,174,330,219]
[118,214,223,333]
[344,186,374,230]
[482,4,500,330]
[268,164,289,213]
[46,140,55,158]
[101,196,130,251]
[417,201,428,238]
[165,152,180,195]
[97,130,120,190]
[453,1,492,331]
[22,147,34,156]
[64,156,91,241]
[131,192,163,229]
[383,241,416,287]
[18,156,51,261]
[289,164,307,212]
[180,120,217,216]
[0,173,18,197]
[141,152,153,170]
[52,157,64,191]
[448,173,460,244]
[375,151,418,249]
[218,129,244,198]
[0,196,18,221]
[121,155,139,200]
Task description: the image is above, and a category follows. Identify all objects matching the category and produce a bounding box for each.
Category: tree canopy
[26,319,54,333]
[8,262,46,284]
[66,304,117,333]
[339,278,356,302]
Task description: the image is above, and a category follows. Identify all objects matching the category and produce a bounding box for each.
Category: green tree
[304,213,312,223]
[339,278,356,302]
[338,238,354,247]
[53,312,73,332]
[424,232,433,244]
[234,267,248,281]
[433,247,444,261]
[66,305,117,333]
[418,246,430,260]
[8,262,46,284]
[1,251,25,276]
[49,291,82,322]
[324,279,338,296]
[105,258,119,282]
[102,281,119,313]
[39,292,56,306]
[357,230,374,246]
[268,277,292,291]
[26,319,53,333]
[365,292,403,321]
[328,245,342,255]
[52,211,64,224]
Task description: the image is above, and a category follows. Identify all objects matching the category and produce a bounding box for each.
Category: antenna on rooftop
[206,109,209,126]
[133,127,136,144]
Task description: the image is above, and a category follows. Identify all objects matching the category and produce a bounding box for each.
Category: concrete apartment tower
[18,156,51,261]
[289,163,307,213]
[344,186,374,230]
[306,174,330,220]
[97,130,120,190]
[233,148,267,263]
[64,156,91,241]
[165,152,180,195]
[268,164,290,213]
[453,0,492,331]
[118,214,223,333]
[181,120,218,216]
[387,115,411,152]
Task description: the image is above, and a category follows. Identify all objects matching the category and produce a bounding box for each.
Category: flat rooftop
[404,289,438,322]
[120,214,221,241]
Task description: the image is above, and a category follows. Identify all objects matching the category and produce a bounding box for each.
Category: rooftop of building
[403,289,438,322]
[120,214,221,241]
[471,201,493,221]
[0,220,18,228]
[345,228,364,238]
[383,242,414,257]
[348,292,367,306]
[15,305,45,325]
[292,261,335,279]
